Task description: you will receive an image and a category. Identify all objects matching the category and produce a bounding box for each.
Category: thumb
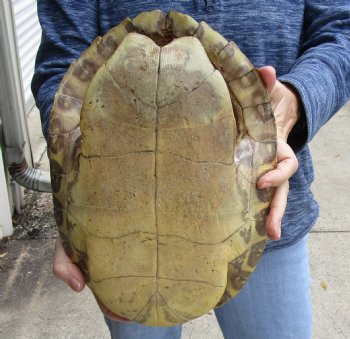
[259,66,276,93]
[53,237,85,292]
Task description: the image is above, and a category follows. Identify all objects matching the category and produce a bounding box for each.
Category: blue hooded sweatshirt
[32,0,350,251]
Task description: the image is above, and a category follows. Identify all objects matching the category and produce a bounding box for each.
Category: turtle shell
[48,10,277,327]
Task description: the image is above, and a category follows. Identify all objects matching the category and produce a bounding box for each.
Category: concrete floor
[0,102,349,338]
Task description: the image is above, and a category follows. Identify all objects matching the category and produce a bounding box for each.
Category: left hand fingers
[257,138,298,241]
[257,137,298,189]
[258,65,300,241]
[264,181,289,240]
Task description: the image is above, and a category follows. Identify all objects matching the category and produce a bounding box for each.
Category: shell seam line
[247,145,254,224]
[91,275,154,283]
[155,45,162,323]
[156,293,189,323]
[158,114,231,130]
[80,149,232,162]
[81,150,154,159]
[65,209,245,245]
[104,62,217,111]
[197,39,253,82]
[159,277,224,288]
[160,150,234,165]
[77,59,96,78]
[157,69,216,109]
[240,100,270,110]
[90,276,223,288]
[78,114,233,134]
[49,126,80,137]
[130,294,154,322]
[66,213,157,240]
[104,64,157,109]
[55,93,83,104]
[236,166,251,184]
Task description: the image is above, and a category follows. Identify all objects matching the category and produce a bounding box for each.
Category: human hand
[53,236,85,292]
[257,66,300,241]
[53,237,131,322]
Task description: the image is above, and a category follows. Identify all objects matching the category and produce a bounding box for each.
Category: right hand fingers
[53,237,85,292]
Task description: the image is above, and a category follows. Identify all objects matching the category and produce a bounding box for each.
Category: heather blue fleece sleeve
[279,0,350,147]
[33,0,350,144]
[31,0,99,140]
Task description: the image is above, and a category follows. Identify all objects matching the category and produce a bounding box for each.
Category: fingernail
[275,224,281,239]
[259,182,270,189]
[68,277,82,291]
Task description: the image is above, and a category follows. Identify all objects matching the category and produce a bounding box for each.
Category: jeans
[104,235,312,339]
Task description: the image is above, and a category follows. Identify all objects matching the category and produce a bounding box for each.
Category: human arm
[258,1,350,240]
[278,0,350,148]
[31,0,99,139]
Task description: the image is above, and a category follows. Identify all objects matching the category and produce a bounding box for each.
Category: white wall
[0,0,42,236]
[12,0,42,114]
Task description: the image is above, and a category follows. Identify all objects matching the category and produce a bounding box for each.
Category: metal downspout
[0,0,51,195]
[0,119,13,238]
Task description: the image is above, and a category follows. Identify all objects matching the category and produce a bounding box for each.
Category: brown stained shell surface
[48,10,277,326]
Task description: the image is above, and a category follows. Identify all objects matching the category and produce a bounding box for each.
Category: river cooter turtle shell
[48,10,277,327]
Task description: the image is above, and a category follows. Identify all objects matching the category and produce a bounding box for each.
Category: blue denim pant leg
[104,317,182,339]
[214,235,312,339]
